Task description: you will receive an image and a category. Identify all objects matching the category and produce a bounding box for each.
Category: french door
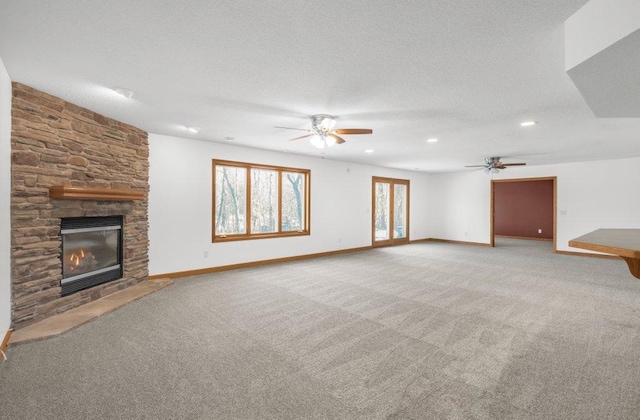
[372,177,410,247]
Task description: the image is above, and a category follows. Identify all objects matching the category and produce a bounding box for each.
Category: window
[213,160,310,241]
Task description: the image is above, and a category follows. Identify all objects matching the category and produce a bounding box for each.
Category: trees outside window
[213,160,310,241]
[281,172,305,232]
[251,168,278,233]
[215,165,247,235]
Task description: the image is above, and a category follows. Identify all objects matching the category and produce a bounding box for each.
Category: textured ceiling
[1,0,639,173]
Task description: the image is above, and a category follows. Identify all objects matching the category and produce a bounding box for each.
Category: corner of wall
[0,56,12,335]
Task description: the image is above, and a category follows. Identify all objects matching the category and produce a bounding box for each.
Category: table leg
[621,257,640,279]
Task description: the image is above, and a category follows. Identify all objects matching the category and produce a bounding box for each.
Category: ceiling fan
[465,157,526,174]
[275,114,372,149]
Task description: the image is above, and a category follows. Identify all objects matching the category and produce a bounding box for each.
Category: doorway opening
[491,177,557,251]
[372,177,410,247]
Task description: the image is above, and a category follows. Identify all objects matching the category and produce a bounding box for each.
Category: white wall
[0,57,12,333]
[427,170,491,244]
[428,157,640,252]
[148,134,431,276]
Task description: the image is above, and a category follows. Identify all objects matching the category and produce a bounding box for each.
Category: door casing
[372,176,410,247]
[490,176,557,251]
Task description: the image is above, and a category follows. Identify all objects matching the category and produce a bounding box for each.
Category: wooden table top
[569,229,640,258]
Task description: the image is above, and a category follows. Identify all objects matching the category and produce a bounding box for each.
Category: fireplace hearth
[61,216,124,296]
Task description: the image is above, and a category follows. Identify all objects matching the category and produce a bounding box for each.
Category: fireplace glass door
[61,216,123,295]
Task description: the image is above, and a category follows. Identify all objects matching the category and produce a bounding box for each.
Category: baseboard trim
[427,238,492,247]
[1,329,13,362]
[150,240,609,281]
[495,235,553,242]
[555,250,620,260]
[149,246,373,280]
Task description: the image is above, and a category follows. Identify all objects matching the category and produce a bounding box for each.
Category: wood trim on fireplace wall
[49,186,145,201]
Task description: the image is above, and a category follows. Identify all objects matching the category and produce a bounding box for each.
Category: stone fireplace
[10,83,149,329]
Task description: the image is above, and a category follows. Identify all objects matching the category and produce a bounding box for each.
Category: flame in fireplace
[68,249,86,271]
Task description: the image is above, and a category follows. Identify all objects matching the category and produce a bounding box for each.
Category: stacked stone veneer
[11,83,149,329]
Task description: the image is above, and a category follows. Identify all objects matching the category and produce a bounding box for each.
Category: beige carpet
[1,239,640,419]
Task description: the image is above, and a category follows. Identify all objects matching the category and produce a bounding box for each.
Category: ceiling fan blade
[289,134,313,141]
[333,128,373,135]
[502,163,526,166]
[328,134,346,144]
[464,165,486,168]
[274,126,311,132]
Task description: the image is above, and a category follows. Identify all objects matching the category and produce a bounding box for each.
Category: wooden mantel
[49,186,145,201]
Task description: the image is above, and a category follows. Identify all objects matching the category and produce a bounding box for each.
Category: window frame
[212,159,311,242]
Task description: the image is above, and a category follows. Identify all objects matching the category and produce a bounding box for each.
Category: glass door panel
[374,182,390,241]
[394,184,407,239]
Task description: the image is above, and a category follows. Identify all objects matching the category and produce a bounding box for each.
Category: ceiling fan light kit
[277,114,373,149]
[310,135,326,149]
[310,114,338,149]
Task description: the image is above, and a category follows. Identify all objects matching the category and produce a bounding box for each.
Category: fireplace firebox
[60,216,123,296]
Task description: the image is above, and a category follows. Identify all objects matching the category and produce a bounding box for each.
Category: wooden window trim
[212,159,311,242]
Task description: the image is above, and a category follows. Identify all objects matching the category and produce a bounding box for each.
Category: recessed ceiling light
[224,136,234,141]
[365,149,373,153]
[114,87,134,98]
[427,138,438,143]
[520,121,537,127]
[186,126,200,133]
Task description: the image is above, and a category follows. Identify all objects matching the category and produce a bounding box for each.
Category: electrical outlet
[538,229,542,234]
[203,251,209,258]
